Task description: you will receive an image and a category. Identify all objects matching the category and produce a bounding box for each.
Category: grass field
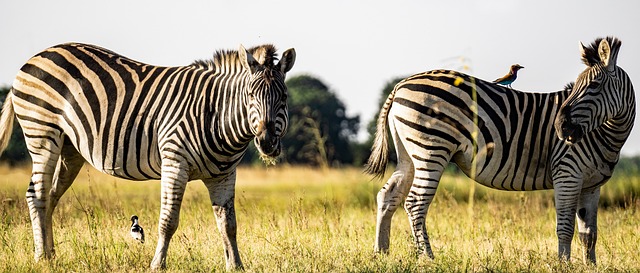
[0,165,638,272]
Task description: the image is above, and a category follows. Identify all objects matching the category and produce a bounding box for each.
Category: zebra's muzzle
[254,120,282,158]
[554,106,584,144]
[557,121,584,144]
[565,128,582,144]
[255,135,281,157]
[566,126,583,144]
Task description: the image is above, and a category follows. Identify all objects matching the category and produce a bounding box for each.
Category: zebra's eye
[587,81,600,89]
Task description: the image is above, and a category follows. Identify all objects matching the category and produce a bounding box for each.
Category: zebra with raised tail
[0,42,296,270]
[365,37,634,264]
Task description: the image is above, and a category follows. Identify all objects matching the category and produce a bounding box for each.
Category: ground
[0,165,638,272]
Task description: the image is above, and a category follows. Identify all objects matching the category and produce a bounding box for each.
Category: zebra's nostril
[561,121,574,135]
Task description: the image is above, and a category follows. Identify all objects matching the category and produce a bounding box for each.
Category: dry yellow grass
[0,164,638,272]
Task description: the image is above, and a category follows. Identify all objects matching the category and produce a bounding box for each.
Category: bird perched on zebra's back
[493,64,524,88]
[130,215,144,243]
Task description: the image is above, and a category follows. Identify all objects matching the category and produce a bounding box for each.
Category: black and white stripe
[365,37,634,264]
[0,42,295,270]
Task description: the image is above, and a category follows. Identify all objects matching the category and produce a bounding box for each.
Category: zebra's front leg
[203,172,243,271]
[150,158,189,270]
[375,169,413,253]
[577,187,600,264]
[553,179,582,261]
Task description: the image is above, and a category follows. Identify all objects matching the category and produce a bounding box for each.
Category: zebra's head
[238,45,296,159]
[555,37,629,144]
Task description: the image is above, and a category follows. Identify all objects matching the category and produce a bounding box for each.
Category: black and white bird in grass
[130,215,145,243]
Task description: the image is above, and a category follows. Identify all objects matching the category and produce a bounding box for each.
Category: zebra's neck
[598,78,636,159]
[187,65,255,174]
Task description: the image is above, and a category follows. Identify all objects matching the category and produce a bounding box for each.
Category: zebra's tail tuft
[0,92,15,157]
[364,84,399,179]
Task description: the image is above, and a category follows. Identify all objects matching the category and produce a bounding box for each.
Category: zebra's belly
[453,152,553,191]
[78,141,163,181]
[83,158,162,181]
[96,163,162,181]
[473,169,553,191]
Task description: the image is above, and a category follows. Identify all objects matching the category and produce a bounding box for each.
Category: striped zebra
[365,37,634,264]
[0,42,296,270]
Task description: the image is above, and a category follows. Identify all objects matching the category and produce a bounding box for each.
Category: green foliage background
[0,86,27,166]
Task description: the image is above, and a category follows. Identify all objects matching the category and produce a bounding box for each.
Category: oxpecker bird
[130,215,145,243]
[494,64,524,88]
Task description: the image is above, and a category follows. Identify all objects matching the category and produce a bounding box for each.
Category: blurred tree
[365,76,406,146]
[0,86,29,166]
[356,76,406,167]
[614,155,640,175]
[282,74,360,167]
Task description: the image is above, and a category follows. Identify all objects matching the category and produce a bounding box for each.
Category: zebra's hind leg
[375,168,414,253]
[577,187,600,264]
[43,138,85,257]
[403,155,448,259]
[204,171,243,270]
[150,157,189,270]
[375,128,414,254]
[24,134,63,261]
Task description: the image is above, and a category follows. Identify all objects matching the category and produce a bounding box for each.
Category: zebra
[365,37,634,264]
[0,42,296,270]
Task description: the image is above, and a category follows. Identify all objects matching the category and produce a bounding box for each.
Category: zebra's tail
[364,84,399,179]
[0,92,15,157]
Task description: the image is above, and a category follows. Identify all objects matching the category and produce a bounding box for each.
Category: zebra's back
[11,43,197,180]
[390,70,567,190]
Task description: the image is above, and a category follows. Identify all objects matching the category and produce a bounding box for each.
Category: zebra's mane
[564,82,575,92]
[581,36,622,67]
[192,44,279,71]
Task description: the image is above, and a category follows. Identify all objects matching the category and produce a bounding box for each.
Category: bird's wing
[494,74,510,83]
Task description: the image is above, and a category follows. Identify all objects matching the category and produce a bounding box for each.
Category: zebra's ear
[277,48,296,73]
[238,44,261,74]
[598,39,616,71]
